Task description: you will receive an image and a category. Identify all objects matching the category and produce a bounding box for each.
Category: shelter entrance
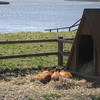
[77,35,94,75]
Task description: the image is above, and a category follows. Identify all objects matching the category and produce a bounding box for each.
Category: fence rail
[0,52,59,59]
[58,38,74,44]
[0,39,58,44]
[45,18,81,32]
[0,37,74,66]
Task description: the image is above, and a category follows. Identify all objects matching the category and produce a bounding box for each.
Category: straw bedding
[0,71,100,100]
[79,61,94,75]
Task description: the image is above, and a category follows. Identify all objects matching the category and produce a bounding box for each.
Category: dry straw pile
[0,71,100,100]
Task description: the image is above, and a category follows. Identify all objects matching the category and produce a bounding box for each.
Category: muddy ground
[0,70,100,100]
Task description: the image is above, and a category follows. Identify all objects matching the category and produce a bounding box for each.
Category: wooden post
[58,37,63,66]
[69,27,71,31]
[57,29,59,32]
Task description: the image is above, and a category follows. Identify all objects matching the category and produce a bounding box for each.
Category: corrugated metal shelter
[66,9,100,80]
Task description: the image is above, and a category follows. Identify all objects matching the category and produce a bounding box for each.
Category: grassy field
[0,31,76,71]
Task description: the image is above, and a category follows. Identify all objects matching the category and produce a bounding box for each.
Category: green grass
[0,31,76,70]
[43,93,61,100]
[90,95,100,100]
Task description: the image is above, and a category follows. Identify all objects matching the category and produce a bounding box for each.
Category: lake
[0,0,100,33]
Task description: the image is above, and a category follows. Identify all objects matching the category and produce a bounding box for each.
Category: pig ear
[57,71,59,73]
[51,70,54,74]
[47,68,50,71]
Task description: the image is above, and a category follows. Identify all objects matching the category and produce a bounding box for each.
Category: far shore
[0,1,9,4]
[65,0,100,1]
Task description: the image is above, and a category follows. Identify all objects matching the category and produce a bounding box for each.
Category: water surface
[0,0,100,33]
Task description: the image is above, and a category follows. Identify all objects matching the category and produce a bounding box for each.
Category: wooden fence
[0,37,74,66]
[45,18,81,32]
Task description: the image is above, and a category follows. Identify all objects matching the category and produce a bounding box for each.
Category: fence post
[69,27,71,31]
[57,29,59,32]
[50,29,51,32]
[58,37,63,66]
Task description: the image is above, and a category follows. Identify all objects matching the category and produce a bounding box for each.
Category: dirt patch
[0,71,100,100]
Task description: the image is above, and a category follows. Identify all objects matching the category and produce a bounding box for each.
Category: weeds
[43,93,61,100]
[90,95,100,100]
